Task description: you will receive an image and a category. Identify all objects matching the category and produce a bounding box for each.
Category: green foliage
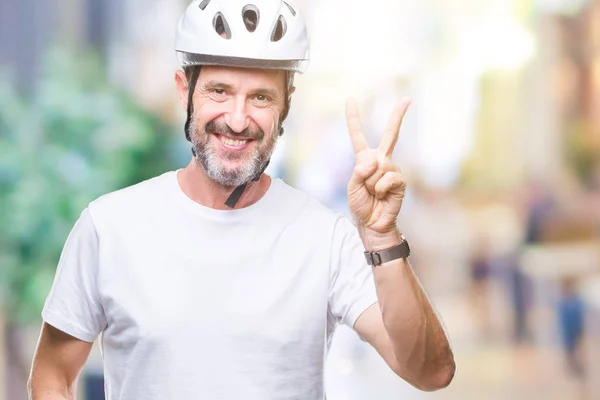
[0,47,179,324]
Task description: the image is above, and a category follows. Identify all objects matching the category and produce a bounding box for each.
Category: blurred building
[544,0,600,189]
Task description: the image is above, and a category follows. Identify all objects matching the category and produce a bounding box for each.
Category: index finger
[345,98,369,155]
[379,97,411,158]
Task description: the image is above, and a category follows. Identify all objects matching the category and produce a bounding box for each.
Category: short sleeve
[328,216,378,329]
[41,208,107,342]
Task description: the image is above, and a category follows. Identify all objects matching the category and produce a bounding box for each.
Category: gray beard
[190,119,279,188]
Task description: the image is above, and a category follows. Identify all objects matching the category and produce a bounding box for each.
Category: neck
[177,158,271,210]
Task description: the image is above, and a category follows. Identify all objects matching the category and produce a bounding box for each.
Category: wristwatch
[364,235,411,266]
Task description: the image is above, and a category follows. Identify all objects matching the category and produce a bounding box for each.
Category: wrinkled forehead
[198,65,289,93]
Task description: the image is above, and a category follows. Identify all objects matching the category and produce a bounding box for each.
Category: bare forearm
[363,231,455,390]
[373,257,454,383]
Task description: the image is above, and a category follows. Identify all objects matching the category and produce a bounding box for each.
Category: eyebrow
[201,80,235,91]
[201,80,280,99]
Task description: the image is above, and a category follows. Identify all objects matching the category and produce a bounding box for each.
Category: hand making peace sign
[345,97,411,236]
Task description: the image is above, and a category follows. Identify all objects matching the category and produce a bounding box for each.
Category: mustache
[205,120,264,140]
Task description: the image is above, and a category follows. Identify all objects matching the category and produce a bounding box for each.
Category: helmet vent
[213,12,231,39]
[242,5,259,33]
[271,15,287,42]
[283,1,296,16]
[199,0,211,11]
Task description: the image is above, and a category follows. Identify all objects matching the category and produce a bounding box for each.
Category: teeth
[219,136,248,146]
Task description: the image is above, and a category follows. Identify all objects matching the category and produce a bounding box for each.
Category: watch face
[364,252,374,265]
[401,235,410,256]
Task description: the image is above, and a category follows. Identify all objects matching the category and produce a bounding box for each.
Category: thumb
[348,154,378,189]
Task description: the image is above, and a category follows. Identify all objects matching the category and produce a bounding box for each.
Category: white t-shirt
[42,170,378,400]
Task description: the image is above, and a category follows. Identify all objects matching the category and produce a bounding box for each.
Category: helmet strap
[185,67,202,156]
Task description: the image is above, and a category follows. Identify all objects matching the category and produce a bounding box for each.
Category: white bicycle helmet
[175,0,310,73]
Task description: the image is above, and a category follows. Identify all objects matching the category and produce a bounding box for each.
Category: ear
[289,86,296,96]
[175,70,189,111]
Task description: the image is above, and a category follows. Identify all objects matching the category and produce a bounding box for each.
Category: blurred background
[1,0,600,398]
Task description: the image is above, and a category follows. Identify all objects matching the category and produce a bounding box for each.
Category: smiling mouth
[219,136,249,146]
[213,134,255,150]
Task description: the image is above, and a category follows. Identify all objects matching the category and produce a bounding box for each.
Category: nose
[223,96,250,134]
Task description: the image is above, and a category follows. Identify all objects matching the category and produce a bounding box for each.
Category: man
[28,1,455,399]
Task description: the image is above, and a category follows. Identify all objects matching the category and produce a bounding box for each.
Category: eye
[203,87,230,103]
[253,94,274,104]
[207,88,229,101]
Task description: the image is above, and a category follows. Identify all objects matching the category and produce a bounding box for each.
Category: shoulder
[87,170,176,225]
[275,179,341,218]
[274,178,345,223]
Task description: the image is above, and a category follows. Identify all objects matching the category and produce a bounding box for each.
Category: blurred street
[326,286,591,400]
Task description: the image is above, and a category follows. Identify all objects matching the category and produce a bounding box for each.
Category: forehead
[198,66,287,92]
